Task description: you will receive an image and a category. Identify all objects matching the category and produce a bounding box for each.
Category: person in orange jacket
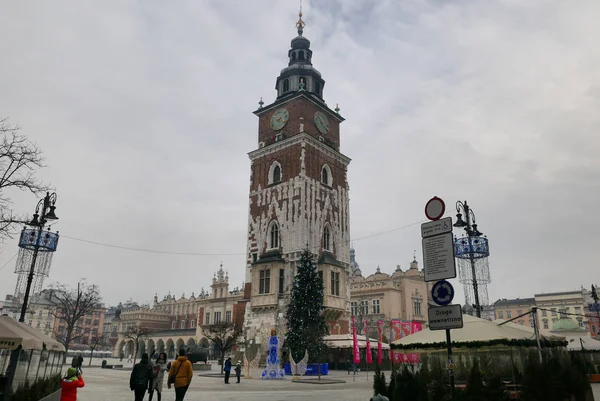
[60,367,85,401]
[167,348,193,401]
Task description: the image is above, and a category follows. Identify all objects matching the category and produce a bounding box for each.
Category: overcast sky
[1,0,599,309]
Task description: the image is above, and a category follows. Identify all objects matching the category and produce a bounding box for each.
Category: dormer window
[323,225,331,251]
[283,79,290,92]
[269,221,280,249]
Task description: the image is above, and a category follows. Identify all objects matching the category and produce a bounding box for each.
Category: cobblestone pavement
[75,366,375,401]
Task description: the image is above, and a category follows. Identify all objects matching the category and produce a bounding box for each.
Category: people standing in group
[167,348,193,401]
[149,352,168,401]
[71,354,83,375]
[130,353,153,401]
[234,360,241,384]
[224,357,232,384]
[60,367,84,401]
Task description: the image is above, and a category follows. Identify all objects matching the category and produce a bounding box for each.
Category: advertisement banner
[390,319,402,362]
[377,320,383,365]
[401,321,412,338]
[364,318,372,364]
[352,316,360,364]
[411,321,423,334]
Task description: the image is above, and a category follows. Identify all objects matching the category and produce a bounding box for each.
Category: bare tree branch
[0,118,51,240]
[202,321,242,374]
[82,334,106,366]
[124,325,153,366]
[49,280,102,361]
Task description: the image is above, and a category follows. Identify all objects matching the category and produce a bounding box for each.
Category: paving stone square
[75,365,376,401]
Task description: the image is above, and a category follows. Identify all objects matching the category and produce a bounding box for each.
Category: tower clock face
[270,108,289,131]
[314,111,329,135]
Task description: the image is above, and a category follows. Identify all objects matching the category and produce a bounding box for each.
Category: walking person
[167,348,193,401]
[149,352,168,401]
[224,357,232,384]
[60,367,84,401]
[234,360,241,383]
[130,353,153,401]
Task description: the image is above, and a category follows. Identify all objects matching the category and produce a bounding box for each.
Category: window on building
[214,311,221,323]
[259,269,271,294]
[252,253,258,263]
[273,165,281,182]
[414,301,422,316]
[318,270,323,283]
[575,306,582,314]
[506,311,512,319]
[322,167,329,185]
[578,318,584,327]
[38,311,42,317]
[299,51,305,61]
[36,321,41,328]
[498,311,504,319]
[269,222,279,249]
[191,320,196,328]
[543,320,549,329]
[323,226,331,251]
[351,302,358,316]
[559,308,567,317]
[372,300,381,314]
[541,309,547,317]
[315,81,321,96]
[360,300,369,315]
[518,320,524,325]
[172,321,176,329]
[181,320,186,329]
[283,79,290,92]
[226,311,232,323]
[551,308,557,316]
[279,269,285,294]
[330,271,340,296]
[517,310,522,316]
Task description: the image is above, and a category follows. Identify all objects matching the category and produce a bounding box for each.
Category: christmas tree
[285,248,329,363]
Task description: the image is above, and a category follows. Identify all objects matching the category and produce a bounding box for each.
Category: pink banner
[401,321,411,337]
[364,319,372,364]
[411,321,423,334]
[352,316,360,364]
[377,320,383,365]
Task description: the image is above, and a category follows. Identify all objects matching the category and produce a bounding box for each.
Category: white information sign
[421,217,453,238]
[428,304,464,330]
[422,232,456,282]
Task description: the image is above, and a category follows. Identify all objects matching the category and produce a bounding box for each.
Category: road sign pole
[446,329,455,400]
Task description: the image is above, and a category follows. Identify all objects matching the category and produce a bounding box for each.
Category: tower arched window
[283,79,290,92]
[323,225,331,251]
[269,221,279,249]
[292,52,297,61]
[268,161,282,185]
[321,164,332,186]
[299,51,305,60]
[315,81,321,96]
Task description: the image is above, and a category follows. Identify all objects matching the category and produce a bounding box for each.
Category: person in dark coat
[234,361,241,383]
[130,353,153,401]
[224,357,232,384]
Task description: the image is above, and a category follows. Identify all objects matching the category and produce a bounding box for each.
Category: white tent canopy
[325,334,390,350]
[0,315,65,352]
[566,336,600,351]
[392,314,564,348]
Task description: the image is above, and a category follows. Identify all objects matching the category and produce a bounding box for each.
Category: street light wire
[0,252,18,271]
[59,212,453,257]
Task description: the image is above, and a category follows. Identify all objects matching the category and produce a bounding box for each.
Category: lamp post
[453,200,483,318]
[18,192,58,322]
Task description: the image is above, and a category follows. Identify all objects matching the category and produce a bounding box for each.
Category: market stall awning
[566,336,600,351]
[325,334,390,349]
[391,314,566,351]
[0,315,64,352]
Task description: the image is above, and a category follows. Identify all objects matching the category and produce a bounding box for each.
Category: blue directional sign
[431,280,455,306]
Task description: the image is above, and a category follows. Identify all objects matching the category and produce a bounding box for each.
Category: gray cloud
[0,0,599,307]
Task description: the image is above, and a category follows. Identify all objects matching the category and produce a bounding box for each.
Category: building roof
[494,298,535,307]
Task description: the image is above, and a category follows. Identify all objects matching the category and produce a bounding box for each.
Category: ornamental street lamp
[453,200,487,318]
[18,192,59,322]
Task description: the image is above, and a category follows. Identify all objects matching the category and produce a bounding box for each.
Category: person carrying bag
[167,348,193,401]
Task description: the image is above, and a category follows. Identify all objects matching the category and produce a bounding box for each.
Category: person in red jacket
[60,367,85,401]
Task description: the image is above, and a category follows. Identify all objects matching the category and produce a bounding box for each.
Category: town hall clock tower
[243,11,352,341]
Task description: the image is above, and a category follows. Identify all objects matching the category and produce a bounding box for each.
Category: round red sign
[425,196,445,221]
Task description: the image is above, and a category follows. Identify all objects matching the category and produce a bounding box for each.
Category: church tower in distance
[243,10,352,341]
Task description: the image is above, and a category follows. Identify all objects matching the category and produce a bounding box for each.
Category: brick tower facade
[243,11,352,342]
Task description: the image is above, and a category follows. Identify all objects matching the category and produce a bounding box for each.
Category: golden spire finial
[296,0,306,36]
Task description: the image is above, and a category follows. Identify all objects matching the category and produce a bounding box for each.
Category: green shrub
[373,365,388,398]
[11,374,61,401]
